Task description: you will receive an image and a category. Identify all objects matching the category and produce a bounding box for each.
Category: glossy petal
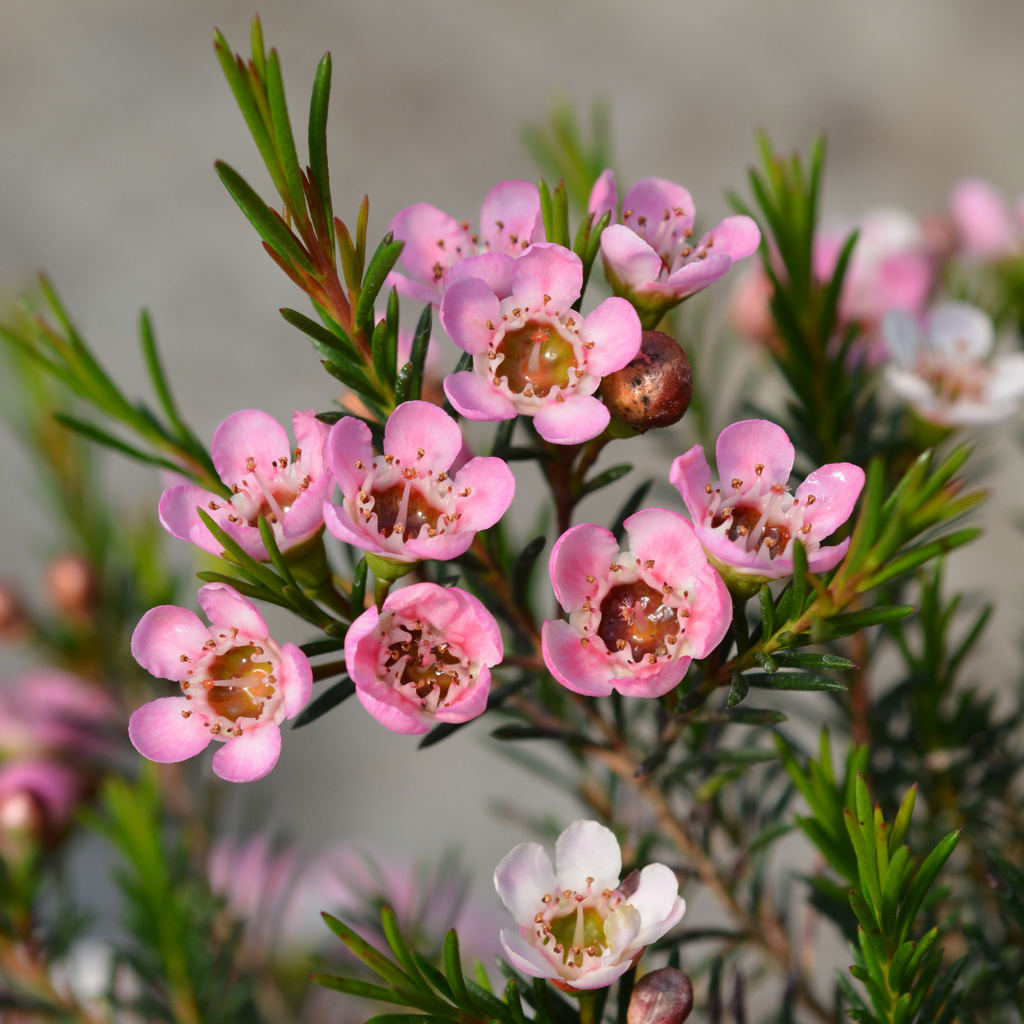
[542,618,615,697]
[555,820,621,893]
[327,417,374,497]
[511,243,583,315]
[533,394,610,444]
[435,665,491,724]
[664,253,734,299]
[128,696,212,762]
[579,297,642,376]
[715,419,795,488]
[445,252,514,300]
[443,370,517,421]
[197,583,268,637]
[806,538,850,574]
[131,606,211,681]
[669,445,712,520]
[601,225,662,288]
[603,904,642,956]
[385,401,464,472]
[549,522,620,610]
[450,457,516,532]
[211,410,291,487]
[211,722,282,783]
[480,180,541,256]
[621,178,695,235]
[623,508,706,587]
[323,500,381,553]
[293,409,331,478]
[627,863,681,944]
[588,169,618,224]
[355,685,430,735]
[158,486,226,558]
[494,840,556,921]
[281,472,332,540]
[702,215,761,260]
[794,464,865,540]
[439,276,502,354]
[390,203,469,286]
[499,929,552,979]
[610,657,690,699]
[280,643,313,719]
[678,564,732,659]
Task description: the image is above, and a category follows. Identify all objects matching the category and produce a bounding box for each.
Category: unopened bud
[45,553,97,620]
[627,967,694,1024]
[0,790,45,866]
[0,583,30,641]
[599,332,692,432]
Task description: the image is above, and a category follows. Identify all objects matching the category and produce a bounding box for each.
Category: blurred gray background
[2,0,1024,977]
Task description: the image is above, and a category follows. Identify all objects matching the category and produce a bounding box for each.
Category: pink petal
[568,963,635,991]
[385,582,460,629]
[211,410,291,488]
[668,445,712,521]
[281,472,332,541]
[386,269,440,306]
[343,605,380,686]
[435,665,491,724]
[951,178,1017,258]
[611,658,690,699]
[445,252,514,300]
[402,530,475,563]
[622,509,706,586]
[443,371,517,421]
[541,619,615,697]
[197,582,268,638]
[390,203,470,286]
[679,564,732,658]
[702,215,761,260]
[715,419,794,489]
[479,180,542,256]
[494,840,556,922]
[600,225,662,287]
[355,685,429,735]
[447,588,503,664]
[697,527,777,578]
[0,760,81,826]
[629,863,684,944]
[621,178,695,236]
[534,394,609,445]
[806,538,851,574]
[323,500,381,555]
[555,820,621,893]
[158,486,226,557]
[280,643,313,719]
[499,929,552,980]
[211,722,282,782]
[439,276,502,354]
[549,522,620,611]
[384,401,463,472]
[665,253,734,299]
[579,297,642,376]
[131,605,211,680]
[451,456,516,531]
[210,519,269,563]
[128,696,213,762]
[795,463,865,540]
[327,417,374,497]
[292,409,331,478]
[589,169,618,225]
[511,243,583,315]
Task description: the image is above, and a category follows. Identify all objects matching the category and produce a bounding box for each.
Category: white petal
[988,353,1024,404]
[499,928,554,979]
[881,309,922,367]
[554,820,621,893]
[494,842,556,924]
[928,302,994,359]
[603,904,641,958]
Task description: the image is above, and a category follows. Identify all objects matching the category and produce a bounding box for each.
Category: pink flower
[323,401,514,564]
[594,174,760,330]
[344,582,502,735]
[671,420,864,596]
[588,168,618,226]
[542,510,731,699]
[159,409,331,562]
[882,302,1024,427]
[950,178,1024,260]
[440,243,642,444]
[128,583,312,782]
[0,760,83,833]
[495,820,685,991]
[388,180,543,305]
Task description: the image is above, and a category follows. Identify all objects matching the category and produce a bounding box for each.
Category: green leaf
[894,829,961,946]
[53,414,185,475]
[512,536,546,609]
[371,316,390,388]
[771,651,856,671]
[887,940,916,993]
[743,672,846,692]
[791,539,808,612]
[321,359,388,409]
[844,808,882,919]
[881,845,911,939]
[580,463,632,497]
[311,975,424,1008]
[538,179,554,243]
[822,605,915,639]
[385,287,400,383]
[394,361,415,406]
[350,557,368,616]
[320,913,414,989]
[291,677,355,728]
[194,507,287,598]
[411,953,456,1003]
[690,707,787,726]
[758,584,775,639]
[552,179,570,248]
[408,304,432,402]
[356,235,404,333]
[902,927,938,994]
[215,161,317,276]
[265,48,306,217]
[308,51,334,252]
[865,528,981,588]
[280,306,361,364]
[505,979,528,1024]
[299,638,346,657]
[442,930,477,1012]
[380,905,428,992]
[727,671,749,707]
[195,570,291,610]
[137,310,192,447]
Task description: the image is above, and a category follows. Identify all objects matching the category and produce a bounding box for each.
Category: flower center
[201,645,275,722]
[496,321,576,397]
[597,582,679,662]
[532,883,623,968]
[711,503,791,559]
[369,485,443,540]
[913,351,990,404]
[385,625,464,707]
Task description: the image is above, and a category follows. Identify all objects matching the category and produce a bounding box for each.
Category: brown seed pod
[627,967,695,1024]
[599,331,693,431]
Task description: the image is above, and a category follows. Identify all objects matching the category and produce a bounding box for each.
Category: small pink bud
[0,790,45,867]
[45,553,97,619]
[627,968,694,1024]
[599,332,693,431]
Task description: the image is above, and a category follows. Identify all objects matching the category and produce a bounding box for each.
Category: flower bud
[599,332,692,431]
[0,583,30,641]
[45,553,97,620]
[627,967,694,1024]
[0,789,45,866]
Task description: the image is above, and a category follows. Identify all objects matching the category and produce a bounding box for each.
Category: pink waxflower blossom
[128,583,312,782]
[882,302,1024,427]
[388,180,543,305]
[440,243,642,444]
[0,760,83,834]
[159,409,331,562]
[495,820,685,992]
[671,420,864,596]
[588,169,618,226]
[344,582,502,735]
[542,509,730,698]
[950,178,1024,259]
[323,401,514,563]
[594,173,760,330]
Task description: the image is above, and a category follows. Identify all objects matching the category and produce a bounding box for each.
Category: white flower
[494,820,685,991]
[883,301,1024,427]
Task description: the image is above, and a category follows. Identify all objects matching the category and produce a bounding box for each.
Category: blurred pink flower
[323,401,514,563]
[129,583,312,782]
[594,173,760,330]
[159,409,332,561]
[671,419,864,596]
[344,581,502,735]
[882,301,1024,427]
[950,177,1024,259]
[542,509,730,699]
[388,181,543,304]
[0,760,82,834]
[440,243,642,444]
[495,820,685,991]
